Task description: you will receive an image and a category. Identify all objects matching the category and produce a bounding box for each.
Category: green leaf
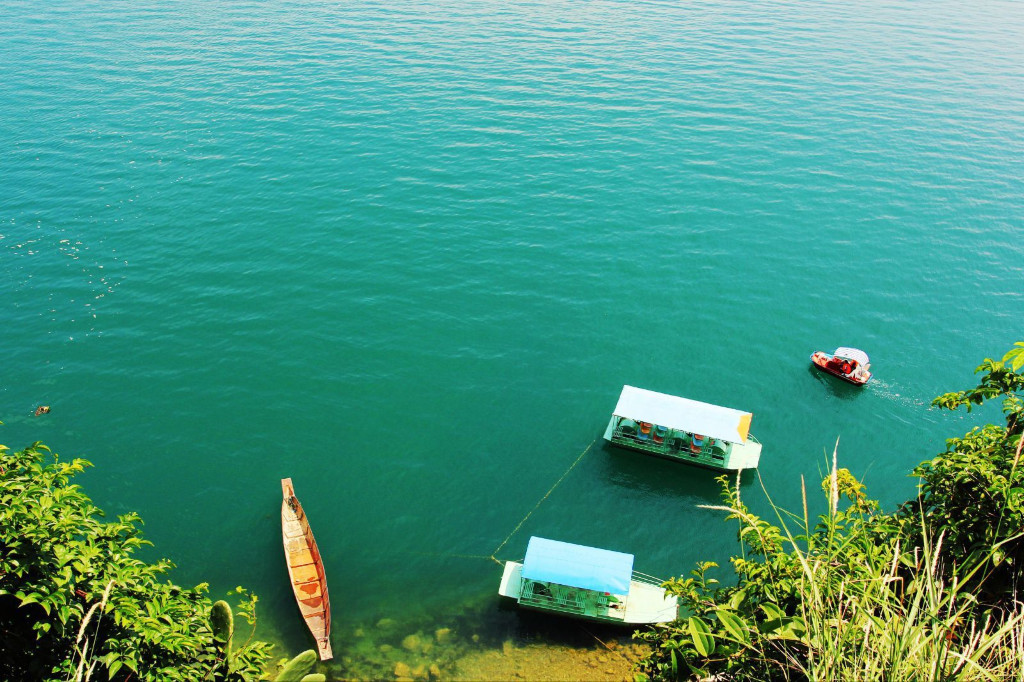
[716,609,750,644]
[19,592,41,608]
[773,616,807,642]
[1002,343,1024,371]
[687,616,715,657]
[727,588,747,610]
[760,602,783,621]
[759,602,785,634]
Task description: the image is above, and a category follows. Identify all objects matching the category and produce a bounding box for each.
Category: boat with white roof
[603,385,763,470]
[811,347,872,385]
[498,536,678,625]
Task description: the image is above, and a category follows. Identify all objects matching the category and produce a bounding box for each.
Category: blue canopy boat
[498,537,678,624]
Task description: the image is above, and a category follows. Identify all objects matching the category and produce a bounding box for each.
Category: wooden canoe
[281,478,333,660]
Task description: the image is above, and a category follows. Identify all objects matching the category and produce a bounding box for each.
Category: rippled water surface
[3,0,1023,672]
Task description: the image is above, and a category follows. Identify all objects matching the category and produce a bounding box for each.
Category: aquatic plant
[210,599,235,677]
[636,343,1024,681]
[269,649,324,681]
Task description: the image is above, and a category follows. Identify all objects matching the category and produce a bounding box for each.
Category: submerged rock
[402,633,421,652]
[394,661,412,678]
[434,627,452,644]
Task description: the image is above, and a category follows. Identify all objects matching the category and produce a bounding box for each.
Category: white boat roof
[833,347,869,365]
[612,385,752,444]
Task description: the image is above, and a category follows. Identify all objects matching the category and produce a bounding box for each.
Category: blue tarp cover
[522,537,633,594]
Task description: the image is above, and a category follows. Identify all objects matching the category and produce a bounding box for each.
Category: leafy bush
[636,344,1024,681]
[0,441,275,681]
[898,345,1024,602]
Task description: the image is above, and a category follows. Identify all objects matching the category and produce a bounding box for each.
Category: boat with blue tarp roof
[498,536,678,624]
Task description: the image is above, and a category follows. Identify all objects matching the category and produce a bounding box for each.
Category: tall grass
[693,444,1024,682]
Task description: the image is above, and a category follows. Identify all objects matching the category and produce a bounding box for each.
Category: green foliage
[930,353,1024,432]
[0,442,275,681]
[901,348,1024,601]
[636,343,1024,681]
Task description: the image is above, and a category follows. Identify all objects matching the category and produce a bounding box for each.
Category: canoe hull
[281,478,333,661]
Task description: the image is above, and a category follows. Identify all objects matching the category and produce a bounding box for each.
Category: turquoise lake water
[3,0,1023,669]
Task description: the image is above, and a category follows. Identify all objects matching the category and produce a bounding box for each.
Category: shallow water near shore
[2,0,1023,675]
[302,594,647,680]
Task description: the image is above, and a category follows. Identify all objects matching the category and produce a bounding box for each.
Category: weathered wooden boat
[811,347,871,385]
[498,536,678,625]
[281,478,332,660]
[603,385,763,470]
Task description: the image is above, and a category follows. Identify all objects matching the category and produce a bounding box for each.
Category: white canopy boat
[603,385,763,470]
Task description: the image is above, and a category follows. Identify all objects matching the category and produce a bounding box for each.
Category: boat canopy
[833,347,869,365]
[612,385,752,444]
[522,537,633,595]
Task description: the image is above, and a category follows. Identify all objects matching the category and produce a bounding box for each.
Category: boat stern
[622,579,680,625]
[725,438,762,470]
[499,561,523,599]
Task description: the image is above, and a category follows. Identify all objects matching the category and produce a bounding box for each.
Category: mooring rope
[578,624,636,664]
[391,551,497,562]
[361,439,597,567]
[490,439,596,562]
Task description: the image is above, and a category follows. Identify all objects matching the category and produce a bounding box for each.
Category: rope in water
[389,551,497,562]
[370,439,597,566]
[489,439,596,564]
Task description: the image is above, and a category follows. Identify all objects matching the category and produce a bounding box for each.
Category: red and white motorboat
[811,347,872,386]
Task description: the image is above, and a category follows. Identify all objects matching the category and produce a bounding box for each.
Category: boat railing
[519,581,586,614]
[631,571,668,588]
[611,426,729,460]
